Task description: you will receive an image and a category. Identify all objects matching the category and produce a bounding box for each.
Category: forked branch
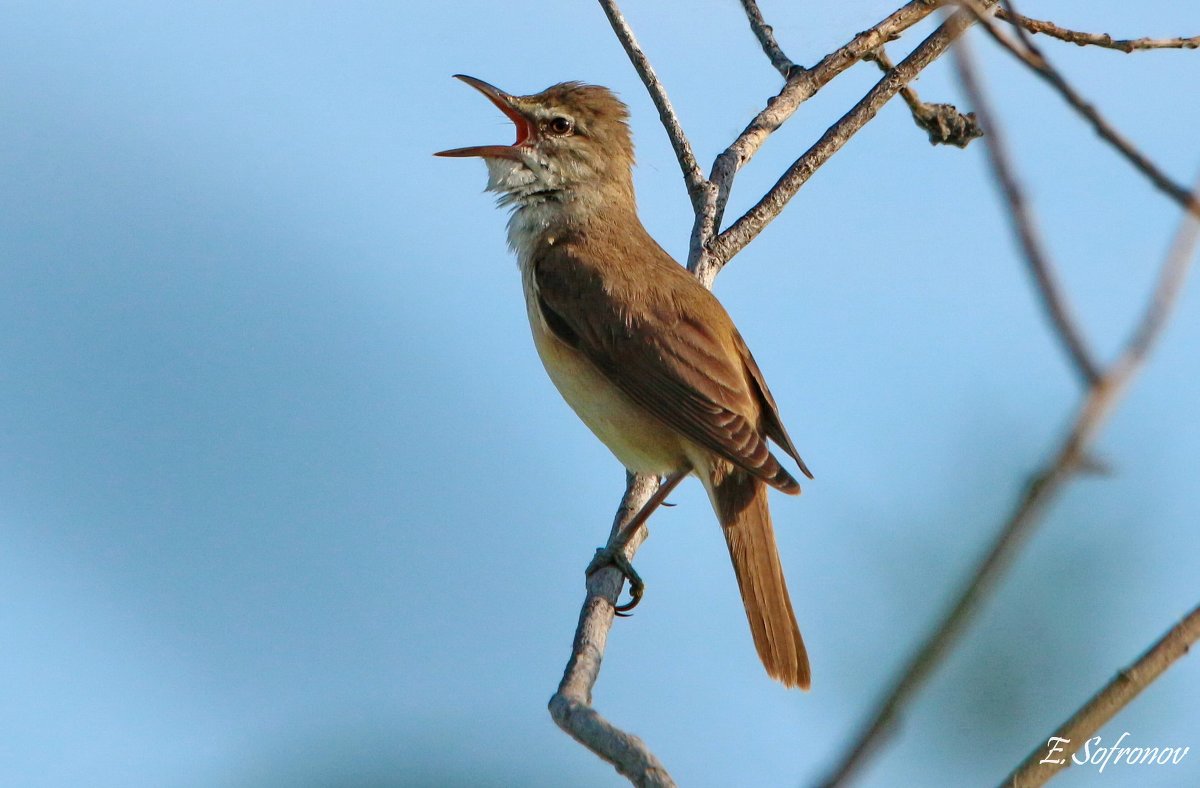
[698,0,945,276]
[709,5,994,268]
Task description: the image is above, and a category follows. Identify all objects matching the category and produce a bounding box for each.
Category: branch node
[869,45,983,148]
[914,102,984,147]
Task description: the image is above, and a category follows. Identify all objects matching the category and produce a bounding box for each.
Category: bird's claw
[587,546,644,616]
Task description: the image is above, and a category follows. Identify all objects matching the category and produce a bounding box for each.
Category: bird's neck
[504,179,640,270]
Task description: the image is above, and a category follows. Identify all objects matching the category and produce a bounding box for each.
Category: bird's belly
[528,310,684,476]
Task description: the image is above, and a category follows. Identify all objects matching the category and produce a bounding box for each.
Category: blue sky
[1,2,1197,786]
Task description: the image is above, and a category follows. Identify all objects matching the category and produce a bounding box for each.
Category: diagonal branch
[818,39,1200,774]
[995,8,1200,53]
[962,0,1200,218]
[597,0,711,215]
[704,0,942,241]
[691,0,944,278]
[1003,603,1200,787]
[709,5,994,268]
[739,0,797,77]
[952,34,1101,384]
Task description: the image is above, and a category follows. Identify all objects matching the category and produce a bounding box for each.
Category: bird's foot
[587,546,644,616]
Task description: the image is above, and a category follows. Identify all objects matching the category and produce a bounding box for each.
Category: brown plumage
[437,77,813,689]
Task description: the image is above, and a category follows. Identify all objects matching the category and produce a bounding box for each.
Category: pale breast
[520,263,686,476]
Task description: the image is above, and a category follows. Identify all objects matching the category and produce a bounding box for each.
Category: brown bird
[436,76,813,689]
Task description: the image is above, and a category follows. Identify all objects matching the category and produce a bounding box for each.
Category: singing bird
[436,76,813,689]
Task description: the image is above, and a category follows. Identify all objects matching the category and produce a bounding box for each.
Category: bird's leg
[587,467,691,615]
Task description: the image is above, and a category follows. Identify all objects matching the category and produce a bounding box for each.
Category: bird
[436,76,813,689]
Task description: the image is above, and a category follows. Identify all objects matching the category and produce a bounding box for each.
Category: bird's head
[435,76,635,207]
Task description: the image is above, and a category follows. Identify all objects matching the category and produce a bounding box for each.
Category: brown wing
[733,330,813,479]
[533,246,802,493]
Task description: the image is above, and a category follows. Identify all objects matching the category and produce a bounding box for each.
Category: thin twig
[596,0,711,215]
[951,34,1101,384]
[996,7,1200,53]
[961,0,1200,218]
[739,0,796,77]
[1004,603,1200,787]
[549,473,675,787]
[867,46,983,148]
[695,0,943,278]
[867,46,929,122]
[709,5,994,268]
[820,162,1200,786]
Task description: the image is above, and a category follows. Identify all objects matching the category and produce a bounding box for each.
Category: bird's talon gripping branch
[614,585,643,616]
[588,546,645,615]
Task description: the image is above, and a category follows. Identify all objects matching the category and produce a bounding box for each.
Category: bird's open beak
[434,75,534,160]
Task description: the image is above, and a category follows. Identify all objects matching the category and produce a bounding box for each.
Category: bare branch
[867,46,983,148]
[597,0,711,214]
[549,473,676,787]
[704,0,941,238]
[690,0,946,280]
[950,34,1101,384]
[820,172,1200,786]
[962,0,1200,218]
[995,7,1200,53]
[1003,603,1200,787]
[1111,178,1200,373]
[710,5,992,266]
[739,0,796,77]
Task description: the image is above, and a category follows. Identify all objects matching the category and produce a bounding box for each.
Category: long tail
[708,465,810,689]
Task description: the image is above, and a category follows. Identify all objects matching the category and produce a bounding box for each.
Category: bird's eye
[547,116,574,135]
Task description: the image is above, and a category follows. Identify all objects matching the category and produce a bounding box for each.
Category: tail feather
[709,464,810,689]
